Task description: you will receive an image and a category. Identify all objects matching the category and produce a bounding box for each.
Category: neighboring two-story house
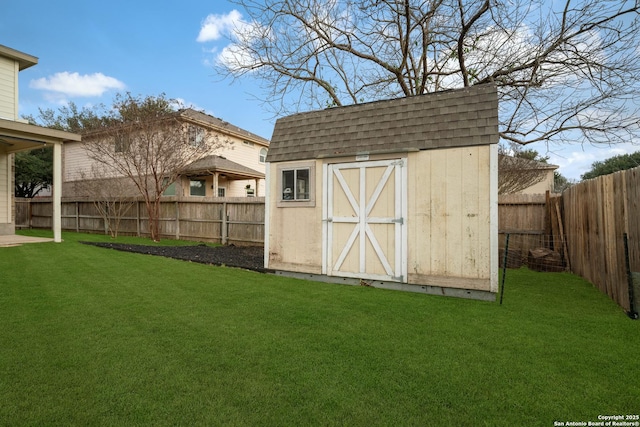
[62,108,269,198]
[498,154,559,195]
[0,44,80,242]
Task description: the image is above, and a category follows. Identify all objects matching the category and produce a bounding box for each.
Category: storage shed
[264,84,499,300]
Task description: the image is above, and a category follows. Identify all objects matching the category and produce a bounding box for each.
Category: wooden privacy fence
[498,193,566,267]
[17,196,556,249]
[16,175,640,314]
[563,167,640,315]
[15,197,265,245]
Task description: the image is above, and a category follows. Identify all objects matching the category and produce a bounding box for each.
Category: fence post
[221,202,228,245]
[175,201,180,240]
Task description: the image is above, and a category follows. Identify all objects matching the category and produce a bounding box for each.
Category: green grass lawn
[1,231,638,426]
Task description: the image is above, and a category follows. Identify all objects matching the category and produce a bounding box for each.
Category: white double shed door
[323,158,408,283]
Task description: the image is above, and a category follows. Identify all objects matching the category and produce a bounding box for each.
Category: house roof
[267,84,498,163]
[80,108,270,147]
[179,109,269,147]
[0,44,38,70]
[499,155,559,171]
[0,118,81,153]
[182,155,265,179]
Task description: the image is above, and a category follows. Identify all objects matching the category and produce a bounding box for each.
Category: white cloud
[216,43,258,69]
[197,10,244,42]
[197,9,269,71]
[29,72,125,97]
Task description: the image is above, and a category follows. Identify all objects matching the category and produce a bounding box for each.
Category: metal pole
[623,233,638,319]
[500,233,510,305]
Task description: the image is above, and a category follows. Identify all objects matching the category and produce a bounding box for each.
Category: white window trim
[276,160,316,208]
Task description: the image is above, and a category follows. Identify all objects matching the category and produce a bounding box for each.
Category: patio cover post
[52,142,62,242]
[212,172,219,197]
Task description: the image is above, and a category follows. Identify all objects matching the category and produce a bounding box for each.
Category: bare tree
[498,155,545,195]
[214,0,640,146]
[75,165,137,238]
[498,145,560,194]
[82,93,225,241]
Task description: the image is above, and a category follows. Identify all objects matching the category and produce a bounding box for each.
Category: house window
[243,140,254,146]
[114,135,130,153]
[188,126,205,147]
[282,168,309,200]
[190,179,206,196]
[217,187,226,197]
[163,178,176,196]
[259,148,268,163]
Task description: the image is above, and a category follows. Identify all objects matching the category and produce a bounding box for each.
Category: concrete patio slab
[0,235,54,247]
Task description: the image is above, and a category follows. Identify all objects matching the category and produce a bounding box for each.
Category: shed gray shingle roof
[267,84,498,163]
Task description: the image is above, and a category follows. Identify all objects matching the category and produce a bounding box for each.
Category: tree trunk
[145,197,162,242]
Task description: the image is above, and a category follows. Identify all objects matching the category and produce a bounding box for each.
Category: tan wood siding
[224,138,267,172]
[518,170,555,194]
[407,147,492,290]
[267,149,494,292]
[0,57,17,120]
[267,160,323,273]
[63,141,106,182]
[0,153,9,223]
[222,137,267,196]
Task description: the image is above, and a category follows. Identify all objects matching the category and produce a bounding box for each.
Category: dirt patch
[82,242,267,272]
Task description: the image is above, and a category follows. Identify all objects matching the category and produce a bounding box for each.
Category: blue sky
[2,0,274,140]
[2,0,638,180]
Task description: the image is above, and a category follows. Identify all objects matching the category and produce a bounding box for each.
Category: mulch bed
[81,242,268,272]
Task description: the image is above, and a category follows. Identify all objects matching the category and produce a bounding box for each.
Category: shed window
[276,161,315,208]
[282,168,309,201]
[190,179,206,196]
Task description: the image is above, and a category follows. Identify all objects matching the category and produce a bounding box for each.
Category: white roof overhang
[0,119,81,153]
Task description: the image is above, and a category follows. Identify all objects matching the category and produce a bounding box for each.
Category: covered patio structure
[0,118,81,242]
[1,44,81,244]
[182,155,265,197]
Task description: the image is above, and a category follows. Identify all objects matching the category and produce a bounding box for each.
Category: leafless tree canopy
[75,165,136,238]
[217,0,640,146]
[498,155,548,195]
